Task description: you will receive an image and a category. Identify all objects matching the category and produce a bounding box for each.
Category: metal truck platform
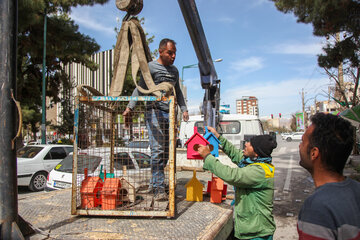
[19,171,234,240]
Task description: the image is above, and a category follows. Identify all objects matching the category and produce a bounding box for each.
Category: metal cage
[71,95,176,217]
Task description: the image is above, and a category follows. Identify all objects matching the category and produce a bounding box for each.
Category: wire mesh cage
[71,95,176,217]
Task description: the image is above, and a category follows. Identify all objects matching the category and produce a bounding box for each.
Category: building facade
[236,96,258,116]
[51,49,187,130]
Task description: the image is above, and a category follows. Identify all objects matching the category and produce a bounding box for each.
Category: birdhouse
[119,177,136,203]
[206,174,227,203]
[203,127,220,157]
[101,178,122,210]
[80,176,103,209]
[185,170,204,202]
[185,127,210,159]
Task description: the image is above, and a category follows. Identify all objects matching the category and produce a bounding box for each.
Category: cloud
[70,8,115,36]
[220,77,330,116]
[187,104,202,115]
[217,17,235,23]
[251,0,270,7]
[229,57,265,74]
[271,42,324,55]
[238,0,271,9]
[183,77,202,91]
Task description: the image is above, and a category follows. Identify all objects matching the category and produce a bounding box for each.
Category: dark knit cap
[250,135,277,158]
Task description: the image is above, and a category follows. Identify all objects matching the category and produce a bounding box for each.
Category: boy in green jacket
[196,127,277,240]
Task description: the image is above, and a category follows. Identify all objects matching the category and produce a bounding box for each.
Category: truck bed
[19,171,233,239]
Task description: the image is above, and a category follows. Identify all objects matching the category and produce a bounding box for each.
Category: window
[195,121,241,134]
[78,155,102,174]
[127,141,149,149]
[218,121,241,134]
[17,146,44,158]
[56,155,102,174]
[45,147,67,160]
[64,147,74,154]
[132,152,151,169]
[114,152,135,170]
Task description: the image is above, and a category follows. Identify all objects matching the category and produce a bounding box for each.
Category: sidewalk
[346,154,360,181]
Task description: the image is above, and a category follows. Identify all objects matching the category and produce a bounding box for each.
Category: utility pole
[336,32,344,108]
[301,88,306,130]
[0,0,26,238]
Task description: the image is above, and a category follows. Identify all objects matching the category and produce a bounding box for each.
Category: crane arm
[177,0,220,127]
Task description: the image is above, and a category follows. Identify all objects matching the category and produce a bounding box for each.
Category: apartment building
[236,96,258,116]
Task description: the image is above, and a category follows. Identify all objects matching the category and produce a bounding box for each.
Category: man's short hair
[309,113,354,174]
[159,38,176,50]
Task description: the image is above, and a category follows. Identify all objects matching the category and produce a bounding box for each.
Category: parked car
[45,154,102,190]
[46,151,151,191]
[26,140,41,146]
[17,144,74,191]
[280,132,291,140]
[126,140,150,149]
[283,132,304,142]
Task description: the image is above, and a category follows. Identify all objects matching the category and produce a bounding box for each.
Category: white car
[46,151,151,191]
[126,140,149,149]
[17,144,74,191]
[284,132,304,142]
[280,132,291,140]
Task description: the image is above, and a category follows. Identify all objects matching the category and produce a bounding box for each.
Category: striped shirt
[298,177,360,240]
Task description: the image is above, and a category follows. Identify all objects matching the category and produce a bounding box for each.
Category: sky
[70,0,332,118]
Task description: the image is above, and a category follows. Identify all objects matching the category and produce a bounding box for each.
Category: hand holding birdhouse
[194,144,213,159]
[206,126,220,138]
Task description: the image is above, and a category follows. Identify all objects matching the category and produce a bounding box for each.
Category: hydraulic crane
[177,0,221,128]
[1,0,220,238]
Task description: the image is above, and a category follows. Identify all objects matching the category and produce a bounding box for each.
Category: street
[17,135,312,239]
[272,136,314,239]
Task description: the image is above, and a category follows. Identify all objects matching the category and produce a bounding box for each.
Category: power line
[303,66,318,89]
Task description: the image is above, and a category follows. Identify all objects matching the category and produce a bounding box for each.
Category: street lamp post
[181,58,222,83]
[41,8,47,144]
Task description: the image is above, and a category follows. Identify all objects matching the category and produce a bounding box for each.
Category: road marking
[278,147,286,154]
[283,155,293,192]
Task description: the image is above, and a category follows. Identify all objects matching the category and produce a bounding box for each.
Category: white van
[178,114,264,149]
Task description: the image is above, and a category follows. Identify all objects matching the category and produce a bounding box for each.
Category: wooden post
[168,96,176,217]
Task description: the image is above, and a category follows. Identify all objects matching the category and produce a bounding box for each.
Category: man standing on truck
[196,127,277,240]
[297,113,360,239]
[123,38,189,201]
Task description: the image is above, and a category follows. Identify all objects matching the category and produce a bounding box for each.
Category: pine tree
[272,0,360,108]
[18,0,109,140]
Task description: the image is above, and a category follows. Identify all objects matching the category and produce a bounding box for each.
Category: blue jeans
[145,108,169,194]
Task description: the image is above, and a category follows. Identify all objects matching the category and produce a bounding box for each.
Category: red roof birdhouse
[185,127,210,159]
[205,174,227,204]
[80,176,103,209]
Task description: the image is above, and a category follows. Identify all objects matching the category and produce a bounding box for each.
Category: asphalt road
[17,136,312,239]
[272,136,314,239]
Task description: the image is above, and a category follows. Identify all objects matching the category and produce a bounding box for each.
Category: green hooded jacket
[203,136,276,239]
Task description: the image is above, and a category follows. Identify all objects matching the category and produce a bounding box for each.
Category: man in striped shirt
[298,113,360,240]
